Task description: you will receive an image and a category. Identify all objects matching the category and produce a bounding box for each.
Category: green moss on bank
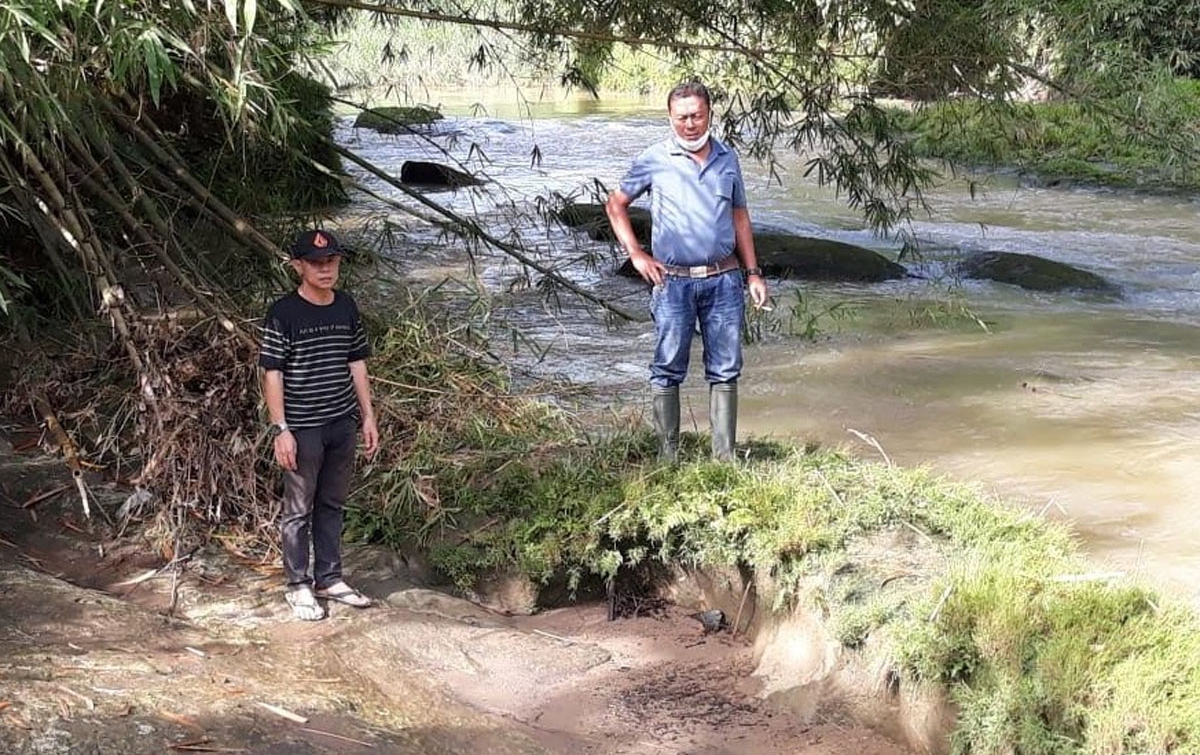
[344,295,1200,755]
[893,79,1200,190]
[353,105,443,133]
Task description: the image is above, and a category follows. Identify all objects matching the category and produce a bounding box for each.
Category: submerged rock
[559,204,902,284]
[555,202,652,244]
[614,234,907,282]
[754,234,907,282]
[400,160,483,189]
[557,202,907,283]
[353,105,442,133]
[958,251,1119,294]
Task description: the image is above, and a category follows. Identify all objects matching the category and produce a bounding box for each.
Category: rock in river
[353,105,443,134]
[612,233,907,282]
[556,203,907,283]
[753,234,907,282]
[554,202,652,244]
[399,160,483,189]
[958,251,1119,294]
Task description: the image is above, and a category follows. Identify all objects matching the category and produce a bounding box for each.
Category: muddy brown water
[340,88,1200,601]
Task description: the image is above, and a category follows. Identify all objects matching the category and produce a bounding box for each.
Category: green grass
[349,413,1200,752]
[893,79,1200,191]
[340,275,1200,755]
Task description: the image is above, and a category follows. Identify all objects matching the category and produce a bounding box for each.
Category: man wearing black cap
[259,229,379,621]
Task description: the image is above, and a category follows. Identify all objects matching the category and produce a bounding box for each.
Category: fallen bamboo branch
[169,744,247,753]
[928,585,953,622]
[29,389,91,519]
[1049,571,1125,583]
[22,485,69,509]
[847,428,893,466]
[731,577,754,637]
[57,685,94,711]
[901,520,933,543]
[815,470,844,507]
[532,628,575,644]
[299,727,376,748]
[321,144,645,323]
[255,702,308,724]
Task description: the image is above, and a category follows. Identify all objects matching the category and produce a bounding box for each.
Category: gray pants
[280,416,357,588]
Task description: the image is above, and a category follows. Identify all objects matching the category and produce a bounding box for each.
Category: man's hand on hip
[630,250,666,286]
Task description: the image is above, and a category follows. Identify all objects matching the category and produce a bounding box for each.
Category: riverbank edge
[305,275,1200,754]
[889,87,1200,194]
[379,428,1200,754]
[337,288,1200,754]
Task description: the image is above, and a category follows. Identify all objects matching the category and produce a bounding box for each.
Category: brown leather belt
[661,255,741,279]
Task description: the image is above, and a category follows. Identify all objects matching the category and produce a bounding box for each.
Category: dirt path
[0,438,907,755]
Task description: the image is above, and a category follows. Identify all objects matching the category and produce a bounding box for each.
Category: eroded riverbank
[0,438,906,755]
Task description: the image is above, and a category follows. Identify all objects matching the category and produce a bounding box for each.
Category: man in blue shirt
[606,80,769,462]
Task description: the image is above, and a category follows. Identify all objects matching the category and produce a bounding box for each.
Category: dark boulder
[754,235,907,282]
[958,251,1119,294]
[556,201,906,283]
[616,234,907,282]
[353,105,442,134]
[399,160,482,189]
[554,202,651,245]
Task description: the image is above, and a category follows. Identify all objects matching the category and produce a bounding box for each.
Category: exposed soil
[0,436,908,755]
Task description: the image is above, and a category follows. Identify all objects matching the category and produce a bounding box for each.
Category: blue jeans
[649,271,745,387]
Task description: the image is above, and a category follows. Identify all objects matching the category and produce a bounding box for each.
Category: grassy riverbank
[343,294,1200,755]
[894,78,1200,191]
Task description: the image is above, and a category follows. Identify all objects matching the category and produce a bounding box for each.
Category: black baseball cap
[290,229,343,260]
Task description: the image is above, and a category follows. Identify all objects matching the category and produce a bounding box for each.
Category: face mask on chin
[673,129,710,153]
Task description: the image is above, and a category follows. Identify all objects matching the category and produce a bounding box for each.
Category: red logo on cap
[313,232,328,249]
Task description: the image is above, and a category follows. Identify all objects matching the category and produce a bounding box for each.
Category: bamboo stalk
[65,134,256,350]
[0,164,89,323]
[108,101,287,268]
[29,389,91,519]
[323,144,645,323]
[78,114,237,291]
[6,129,152,387]
[110,140,287,286]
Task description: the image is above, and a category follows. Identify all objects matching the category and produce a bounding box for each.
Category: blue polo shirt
[618,136,748,267]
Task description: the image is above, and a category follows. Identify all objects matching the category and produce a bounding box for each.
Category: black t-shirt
[259,290,371,430]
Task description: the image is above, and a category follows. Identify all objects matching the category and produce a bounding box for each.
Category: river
[336,90,1200,599]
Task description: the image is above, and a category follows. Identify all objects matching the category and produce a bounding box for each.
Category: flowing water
[338,90,1200,597]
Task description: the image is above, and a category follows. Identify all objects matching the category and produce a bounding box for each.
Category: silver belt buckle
[688,265,708,278]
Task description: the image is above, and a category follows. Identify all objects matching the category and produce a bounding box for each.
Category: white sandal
[286,586,326,621]
[314,581,372,608]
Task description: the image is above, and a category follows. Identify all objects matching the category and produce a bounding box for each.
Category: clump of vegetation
[894,77,1200,190]
[353,105,444,133]
[345,354,1200,753]
[332,283,1200,753]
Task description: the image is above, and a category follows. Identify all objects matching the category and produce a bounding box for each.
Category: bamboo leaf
[0,265,28,316]
[223,0,237,33]
[243,0,256,35]
[143,35,164,106]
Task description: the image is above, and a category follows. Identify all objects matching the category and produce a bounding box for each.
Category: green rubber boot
[710,381,738,461]
[652,385,681,462]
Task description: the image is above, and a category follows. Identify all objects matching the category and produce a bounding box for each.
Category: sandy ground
[0,437,908,755]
